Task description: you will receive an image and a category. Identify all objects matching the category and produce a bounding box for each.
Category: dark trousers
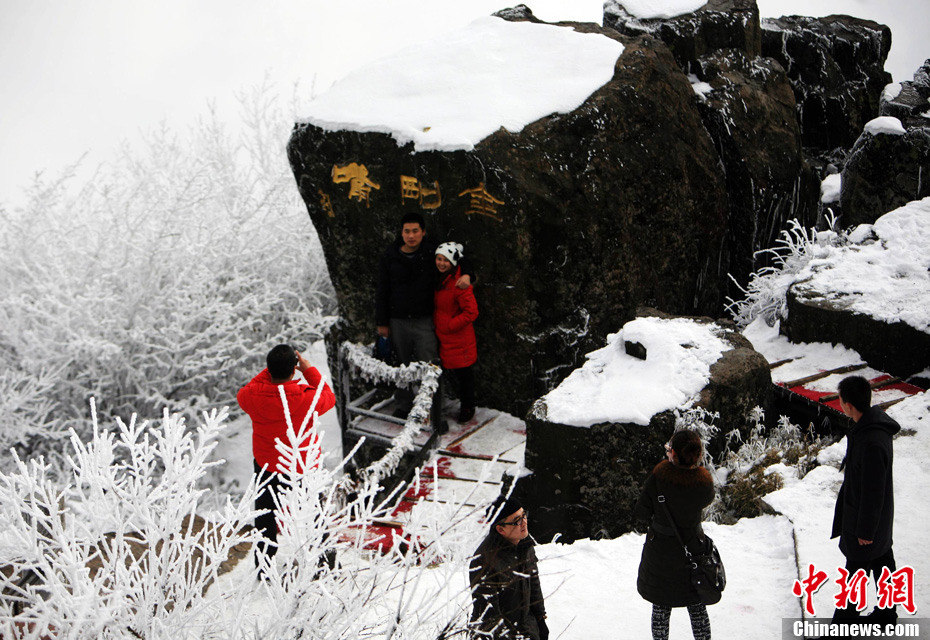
[252,461,336,575]
[448,365,476,410]
[254,461,282,567]
[832,547,897,623]
[390,316,438,412]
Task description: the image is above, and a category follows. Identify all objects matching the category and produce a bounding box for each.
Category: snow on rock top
[612,0,706,19]
[863,115,907,135]
[882,82,903,102]
[540,317,729,428]
[298,16,624,151]
[794,197,930,333]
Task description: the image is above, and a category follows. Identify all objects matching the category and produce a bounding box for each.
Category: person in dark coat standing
[433,241,479,423]
[636,429,715,640]
[470,497,548,640]
[831,375,901,625]
[374,212,473,416]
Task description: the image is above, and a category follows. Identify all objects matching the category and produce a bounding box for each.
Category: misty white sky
[0,0,927,207]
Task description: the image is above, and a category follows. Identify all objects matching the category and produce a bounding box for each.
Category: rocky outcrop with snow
[606,0,821,284]
[760,14,892,155]
[880,59,930,128]
[839,61,930,227]
[522,310,771,542]
[287,2,915,415]
[604,0,761,73]
[785,198,930,376]
[289,15,731,415]
[693,49,819,289]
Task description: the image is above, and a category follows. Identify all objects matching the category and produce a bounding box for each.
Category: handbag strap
[655,484,692,559]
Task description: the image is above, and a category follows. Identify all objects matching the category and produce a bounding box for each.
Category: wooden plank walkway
[348,404,526,550]
[768,355,924,416]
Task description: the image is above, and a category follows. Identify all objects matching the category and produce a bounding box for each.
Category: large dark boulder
[521,311,771,542]
[839,61,930,227]
[288,22,730,416]
[692,48,820,286]
[760,14,892,153]
[604,0,761,72]
[839,125,930,227]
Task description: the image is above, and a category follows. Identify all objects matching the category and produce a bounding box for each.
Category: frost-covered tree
[0,398,486,639]
[0,83,334,465]
[0,403,259,638]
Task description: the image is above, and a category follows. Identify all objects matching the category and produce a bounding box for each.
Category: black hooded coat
[832,406,901,562]
[469,531,546,639]
[635,459,715,607]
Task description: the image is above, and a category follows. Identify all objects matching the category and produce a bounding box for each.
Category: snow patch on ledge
[863,116,906,136]
[881,82,903,102]
[688,73,713,100]
[298,16,624,151]
[608,0,706,20]
[792,197,930,333]
[539,317,729,428]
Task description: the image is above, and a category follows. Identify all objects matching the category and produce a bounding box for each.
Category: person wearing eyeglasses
[469,497,548,640]
[635,429,715,640]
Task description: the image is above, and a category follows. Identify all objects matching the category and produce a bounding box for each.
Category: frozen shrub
[0,85,335,465]
[0,403,259,638]
[726,213,845,328]
[709,409,823,521]
[0,396,485,639]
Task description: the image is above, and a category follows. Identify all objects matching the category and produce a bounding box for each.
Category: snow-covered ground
[207,389,930,639]
[204,318,929,637]
[536,354,929,639]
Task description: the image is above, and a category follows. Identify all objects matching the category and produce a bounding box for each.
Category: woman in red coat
[434,241,479,422]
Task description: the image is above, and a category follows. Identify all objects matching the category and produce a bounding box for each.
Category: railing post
[430,373,447,434]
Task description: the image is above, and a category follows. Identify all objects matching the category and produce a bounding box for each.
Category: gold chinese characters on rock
[326,163,504,222]
[318,189,335,217]
[332,163,381,207]
[400,175,442,210]
[458,182,505,222]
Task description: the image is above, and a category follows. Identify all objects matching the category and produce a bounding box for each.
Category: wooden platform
[347,403,527,551]
[768,356,925,424]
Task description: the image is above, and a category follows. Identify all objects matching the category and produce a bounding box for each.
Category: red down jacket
[433,266,479,369]
[237,366,336,474]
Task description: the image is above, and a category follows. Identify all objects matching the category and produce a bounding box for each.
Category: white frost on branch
[341,341,442,484]
[0,84,336,468]
[0,401,259,638]
[725,214,845,327]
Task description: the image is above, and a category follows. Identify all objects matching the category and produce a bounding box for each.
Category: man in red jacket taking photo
[237,344,336,572]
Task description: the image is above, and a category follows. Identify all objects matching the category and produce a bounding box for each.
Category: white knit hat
[435,241,464,266]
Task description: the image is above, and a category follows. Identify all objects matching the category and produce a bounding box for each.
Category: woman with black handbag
[635,429,716,640]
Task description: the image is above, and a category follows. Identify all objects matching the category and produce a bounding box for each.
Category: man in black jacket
[469,497,548,640]
[375,212,471,415]
[831,375,901,625]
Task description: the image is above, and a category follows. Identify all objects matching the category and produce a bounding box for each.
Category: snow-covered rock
[785,198,930,376]
[522,311,770,542]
